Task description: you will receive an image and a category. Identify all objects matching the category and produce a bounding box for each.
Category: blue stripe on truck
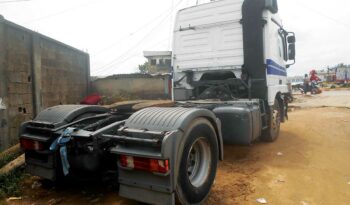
[266,59,287,76]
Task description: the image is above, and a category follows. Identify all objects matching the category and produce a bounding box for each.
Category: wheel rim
[186,137,211,188]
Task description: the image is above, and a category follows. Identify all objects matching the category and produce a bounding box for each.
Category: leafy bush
[0,152,25,199]
[0,153,18,168]
[0,169,25,199]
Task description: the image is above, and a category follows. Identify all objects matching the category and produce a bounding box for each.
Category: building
[315,69,336,82]
[143,51,172,74]
[336,67,350,83]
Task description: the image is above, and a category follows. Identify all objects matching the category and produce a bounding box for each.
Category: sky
[0,0,349,77]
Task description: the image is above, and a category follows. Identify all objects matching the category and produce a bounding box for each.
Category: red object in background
[80,93,102,105]
[309,69,321,82]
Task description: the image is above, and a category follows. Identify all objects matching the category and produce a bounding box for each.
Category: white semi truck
[19,0,295,204]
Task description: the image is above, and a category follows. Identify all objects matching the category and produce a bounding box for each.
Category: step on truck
[19,0,296,204]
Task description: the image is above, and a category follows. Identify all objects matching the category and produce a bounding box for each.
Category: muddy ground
[4,90,350,205]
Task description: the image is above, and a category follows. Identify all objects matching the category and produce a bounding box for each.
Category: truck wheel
[176,118,218,205]
[261,99,281,142]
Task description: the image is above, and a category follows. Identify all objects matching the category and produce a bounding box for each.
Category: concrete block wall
[0,17,8,149]
[92,74,171,103]
[3,25,34,147]
[0,17,90,151]
[40,38,89,108]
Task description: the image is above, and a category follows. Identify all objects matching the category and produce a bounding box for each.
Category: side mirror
[265,0,278,14]
[287,36,296,44]
[288,44,295,60]
[286,32,296,66]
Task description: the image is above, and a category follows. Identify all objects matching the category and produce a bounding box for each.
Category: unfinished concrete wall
[0,16,9,150]
[40,38,89,108]
[92,74,171,103]
[1,21,34,148]
[0,17,90,151]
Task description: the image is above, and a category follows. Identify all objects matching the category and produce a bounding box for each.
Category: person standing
[303,74,310,94]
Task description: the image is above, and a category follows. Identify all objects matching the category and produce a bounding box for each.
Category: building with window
[143,51,172,74]
[336,66,350,83]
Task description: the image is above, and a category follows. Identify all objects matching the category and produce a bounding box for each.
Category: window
[278,35,284,58]
[159,59,164,65]
[150,59,156,66]
[165,59,171,66]
[278,29,288,61]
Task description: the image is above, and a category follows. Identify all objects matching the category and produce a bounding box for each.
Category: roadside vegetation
[0,147,25,200]
[0,169,25,199]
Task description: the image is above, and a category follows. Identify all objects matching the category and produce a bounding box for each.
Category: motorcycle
[300,80,322,94]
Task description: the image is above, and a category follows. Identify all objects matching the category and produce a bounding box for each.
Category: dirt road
[291,90,350,109]
[207,107,350,205]
[4,91,350,205]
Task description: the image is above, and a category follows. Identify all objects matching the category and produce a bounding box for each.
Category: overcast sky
[1,0,349,76]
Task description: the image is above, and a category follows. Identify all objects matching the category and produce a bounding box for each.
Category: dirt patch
[205,146,261,204]
[290,90,350,109]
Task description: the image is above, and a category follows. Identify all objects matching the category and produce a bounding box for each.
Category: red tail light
[119,155,169,174]
[20,138,44,151]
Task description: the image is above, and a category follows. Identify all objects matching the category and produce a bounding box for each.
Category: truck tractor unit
[19,0,295,204]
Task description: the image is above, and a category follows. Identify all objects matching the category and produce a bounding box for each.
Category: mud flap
[280,95,289,123]
[119,184,175,205]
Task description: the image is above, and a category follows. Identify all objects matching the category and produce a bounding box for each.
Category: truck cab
[172,0,295,105]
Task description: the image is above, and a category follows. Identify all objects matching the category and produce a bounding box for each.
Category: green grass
[0,168,25,199]
[0,152,25,199]
[0,153,18,168]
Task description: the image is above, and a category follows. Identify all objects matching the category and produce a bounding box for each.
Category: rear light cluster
[119,155,169,174]
[20,138,45,151]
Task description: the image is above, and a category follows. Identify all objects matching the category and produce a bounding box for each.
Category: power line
[92,13,172,75]
[93,3,177,56]
[94,14,171,74]
[92,37,170,76]
[93,36,170,75]
[23,0,97,24]
[0,0,30,3]
[295,0,350,30]
[93,0,186,75]
[168,0,175,50]
[92,15,171,74]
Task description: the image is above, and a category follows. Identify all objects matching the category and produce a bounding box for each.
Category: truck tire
[176,118,218,205]
[261,99,281,142]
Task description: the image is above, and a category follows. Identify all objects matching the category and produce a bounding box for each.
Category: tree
[138,61,157,74]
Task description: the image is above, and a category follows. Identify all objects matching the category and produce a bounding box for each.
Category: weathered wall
[0,17,90,151]
[0,17,9,150]
[40,38,89,108]
[1,21,34,149]
[92,74,171,103]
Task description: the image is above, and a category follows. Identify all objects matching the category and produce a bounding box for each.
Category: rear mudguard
[111,107,223,205]
[20,105,109,180]
[34,104,109,127]
[124,107,223,160]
